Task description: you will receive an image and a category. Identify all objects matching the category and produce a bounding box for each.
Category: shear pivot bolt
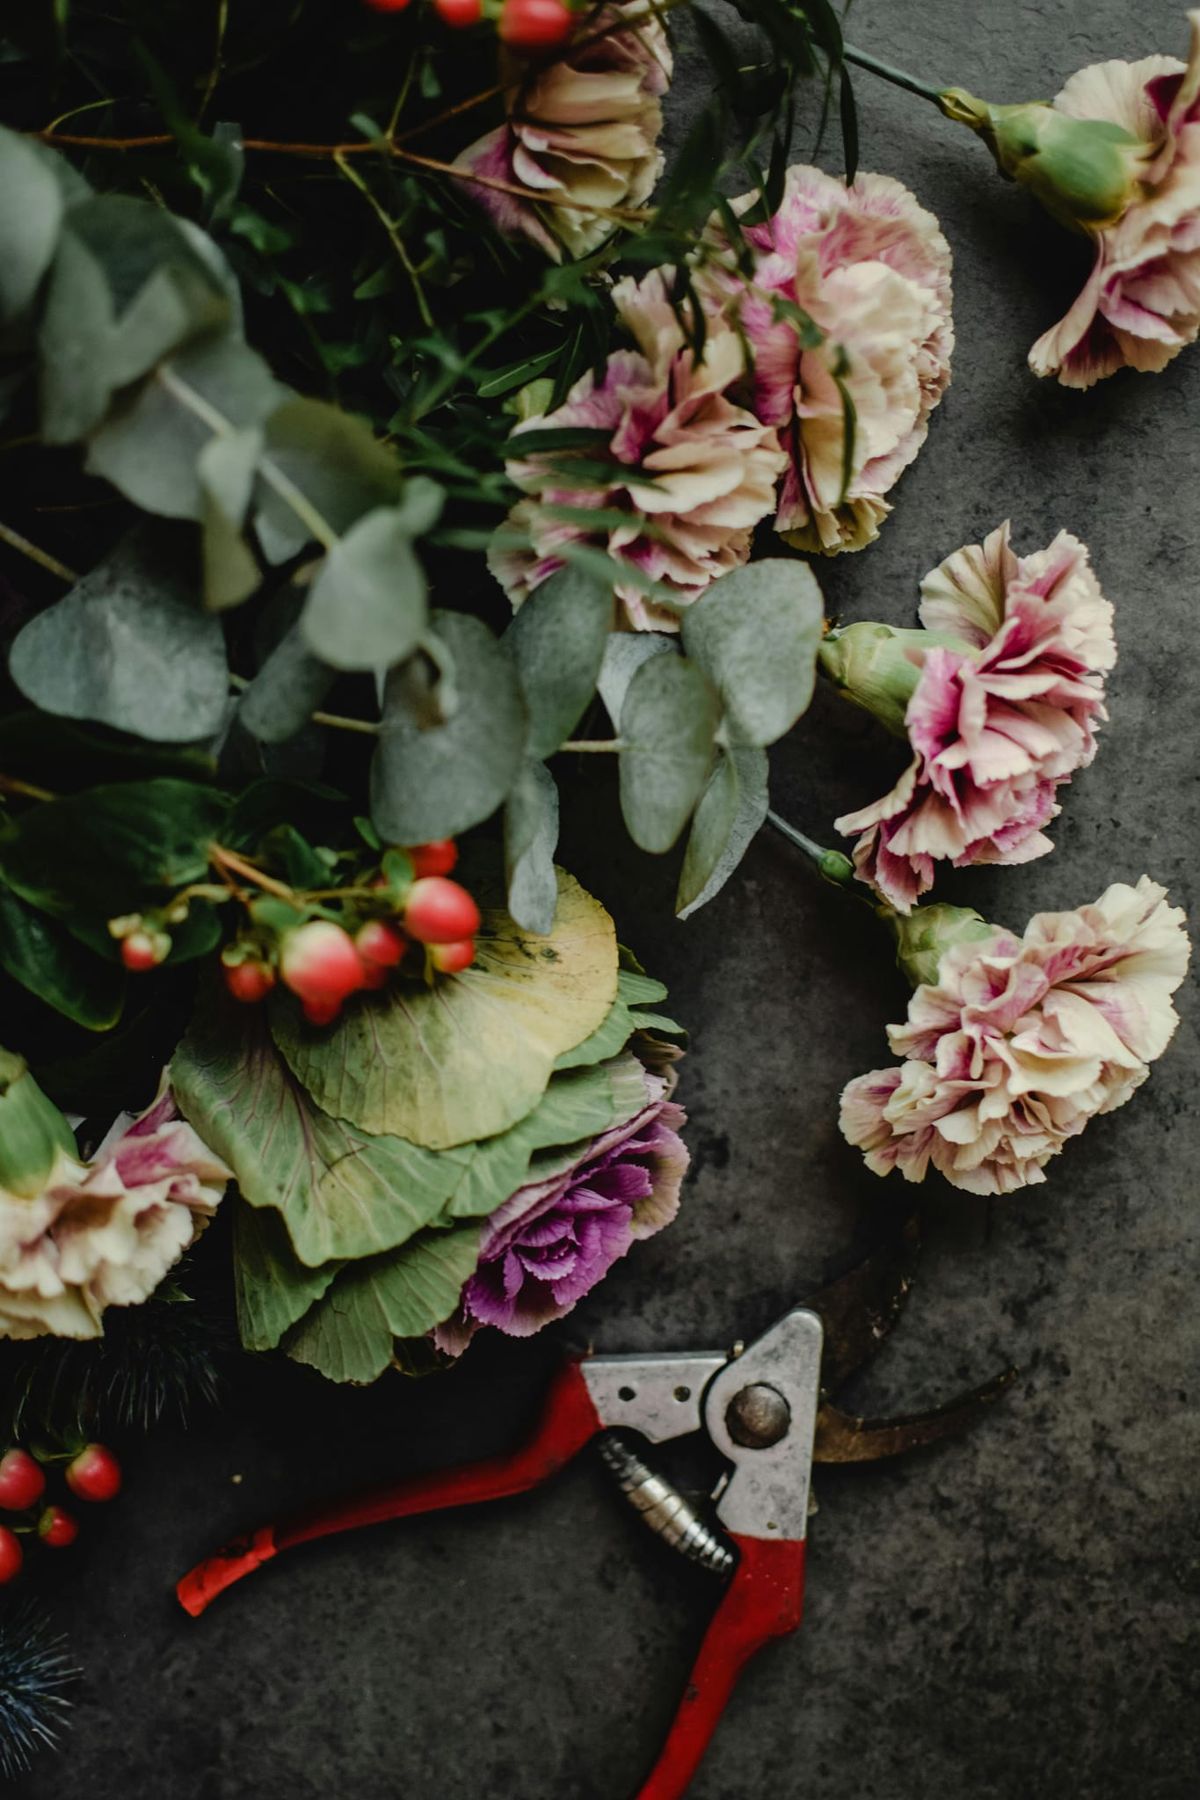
[725,1383,791,1449]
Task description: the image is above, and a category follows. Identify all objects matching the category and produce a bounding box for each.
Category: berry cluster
[365,0,576,51]
[0,1445,122,1585]
[221,840,482,1027]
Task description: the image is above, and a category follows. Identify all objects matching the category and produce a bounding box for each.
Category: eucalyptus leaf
[270,868,618,1149]
[234,1201,339,1352]
[198,426,263,610]
[680,560,825,746]
[301,503,429,671]
[238,625,337,745]
[254,396,403,562]
[618,654,721,853]
[282,1224,482,1384]
[504,760,559,936]
[8,528,229,743]
[0,128,64,322]
[676,745,769,918]
[596,630,675,727]
[371,610,526,843]
[504,565,613,759]
[86,333,279,520]
[0,885,124,1030]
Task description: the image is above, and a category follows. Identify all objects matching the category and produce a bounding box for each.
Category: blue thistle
[0,1604,78,1780]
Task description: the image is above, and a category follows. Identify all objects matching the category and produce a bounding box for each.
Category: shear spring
[597,1433,734,1578]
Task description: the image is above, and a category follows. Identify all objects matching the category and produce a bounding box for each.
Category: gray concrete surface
[11,2,1200,1795]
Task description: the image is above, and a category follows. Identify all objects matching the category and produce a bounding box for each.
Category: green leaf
[39,197,232,444]
[254,397,403,562]
[0,128,64,322]
[233,1201,339,1352]
[0,884,124,1029]
[618,654,721,853]
[197,427,263,610]
[171,1005,467,1265]
[0,713,216,792]
[86,333,280,520]
[440,1052,649,1220]
[270,867,617,1149]
[8,527,229,743]
[504,564,613,760]
[0,779,230,919]
[553,967,670,1071]
[282,1225,482,1384]
[596,631,674,727]
[676,746,769,919]
[237,625,336,745]
[370,610,526,843]
[301,503,429,672]
[679,560,825,747]
[504,760,559,937]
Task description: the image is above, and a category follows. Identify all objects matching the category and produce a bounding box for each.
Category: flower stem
[841,43,946,106]
[0,772,57,804]
[0,520,78,585]
[560,739,624,753]
[763,810,856,887]
[208,845,298,902]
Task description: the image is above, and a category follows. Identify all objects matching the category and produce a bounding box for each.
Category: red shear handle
[636,1535,806,1800]
[176,1359,602,1618]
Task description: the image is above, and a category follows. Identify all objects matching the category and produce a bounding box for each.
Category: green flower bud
[818,622,962,738]
[940,88,1151,234]
[0,1049,78,1198]
[882,902,996,988]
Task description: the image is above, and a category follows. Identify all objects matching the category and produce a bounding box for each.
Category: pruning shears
[177,1219,1013,1799]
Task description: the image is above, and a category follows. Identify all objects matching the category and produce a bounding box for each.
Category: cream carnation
[455,5,671,261]
[490,272,787,630]
[841,877,1189,1196]
[1028,10,1200,386]
[836,523,1116,911]
[0,1086,231,1340]
[716,166,953,554]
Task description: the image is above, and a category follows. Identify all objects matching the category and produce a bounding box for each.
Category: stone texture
[10,2,1200,1796]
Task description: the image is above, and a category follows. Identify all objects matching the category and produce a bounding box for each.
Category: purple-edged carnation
[437,1065,688,1350]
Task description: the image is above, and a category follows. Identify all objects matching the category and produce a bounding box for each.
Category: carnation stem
[763,810,855,888]
[841,44,947,106]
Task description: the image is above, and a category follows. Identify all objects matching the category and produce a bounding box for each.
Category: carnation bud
[817,623,937,737]
[883,901,996,988]
[0,1050,78,1199]
[939,88,1150,234]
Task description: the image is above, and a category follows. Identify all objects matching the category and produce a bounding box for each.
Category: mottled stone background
[12,1,1199,1795]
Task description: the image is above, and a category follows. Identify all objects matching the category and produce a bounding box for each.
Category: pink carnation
[841,877,1189,1195]
[837,523,1116,912]
[717,166,953,554]
[0,1086,230,1341]
[1030,11,1200,386]
[455,6,671,261]
[490,274,787,630]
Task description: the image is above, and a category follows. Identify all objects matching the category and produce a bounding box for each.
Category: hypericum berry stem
[841,43,947,106]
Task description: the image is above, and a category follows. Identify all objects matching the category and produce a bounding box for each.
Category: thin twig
[0,521,78,585]
[208,844,298,901]
[0,773,57,804]
[560,738,623,753]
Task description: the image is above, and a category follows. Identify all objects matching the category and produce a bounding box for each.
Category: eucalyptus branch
[560,739,624,753]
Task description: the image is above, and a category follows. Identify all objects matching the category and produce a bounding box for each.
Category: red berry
[0,1449,45,1512]
[0,1526,22,1584]
[434,0,481,24]
[364,0,412,8]
[498,0,573,47]
[121,930,164,972]
[222,958,276,1004]
[38,1505,79,1549]
[65,1444,122,1504]
[403,878,481,946]
[280,921,365,1006]
[429,937,476,975]
[302,996,343,1027]
[355,921,408,969]
[408,840,458,879]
